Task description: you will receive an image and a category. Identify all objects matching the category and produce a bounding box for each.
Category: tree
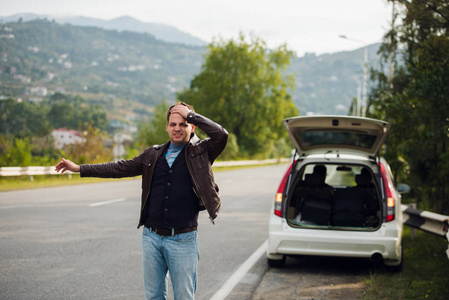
[47,94,108,131]
[47,102,76,129]
[370,0,449,213]
[0,98,52,138]
[137,101,171,150]
[177,33,298,158]
[65,125,113,165]
[0,137,32,166]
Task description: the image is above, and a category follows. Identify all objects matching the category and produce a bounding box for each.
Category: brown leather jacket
[80,112,228,228]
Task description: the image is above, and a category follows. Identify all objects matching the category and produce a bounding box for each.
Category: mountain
[0,18,383,127]
[0,19,206,124]
[0,13,207,46]
[290,44,381,115]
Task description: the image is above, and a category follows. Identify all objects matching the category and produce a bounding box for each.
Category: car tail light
[380,162,395,222]
[274,163,293,217]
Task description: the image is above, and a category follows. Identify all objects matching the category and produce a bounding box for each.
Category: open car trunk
[283,115,389,158]
[286,163,381,230]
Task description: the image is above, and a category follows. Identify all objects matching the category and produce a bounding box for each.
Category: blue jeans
[142,226,199,300]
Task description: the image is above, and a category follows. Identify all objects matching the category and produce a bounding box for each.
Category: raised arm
[186,111,228,163]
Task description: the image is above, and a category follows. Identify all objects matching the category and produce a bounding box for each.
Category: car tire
[267,255,286,268]
[384,245,403,272]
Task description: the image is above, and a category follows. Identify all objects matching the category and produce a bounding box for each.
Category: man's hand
[170,104,191,120]
[55,158,80,174]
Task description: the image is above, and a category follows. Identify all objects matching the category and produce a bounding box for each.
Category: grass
[362,227,449,299]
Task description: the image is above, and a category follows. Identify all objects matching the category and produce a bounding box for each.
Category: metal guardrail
[0,159,290,178]
[0,166,74,178]
[401,204,449,259]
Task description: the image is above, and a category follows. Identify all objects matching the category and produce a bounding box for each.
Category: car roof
[283,115,389,158]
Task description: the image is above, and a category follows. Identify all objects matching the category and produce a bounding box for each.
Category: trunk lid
[283,115,389,158]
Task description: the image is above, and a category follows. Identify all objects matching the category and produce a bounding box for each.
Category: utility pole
[388,2,396,89]
[339,35,368,117]
[361,45,368,117]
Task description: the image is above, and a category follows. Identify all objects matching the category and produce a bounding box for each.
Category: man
[55,102,228,300]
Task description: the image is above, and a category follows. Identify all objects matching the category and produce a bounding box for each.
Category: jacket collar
[189,133,200,145]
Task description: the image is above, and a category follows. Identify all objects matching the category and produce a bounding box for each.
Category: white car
[267,115,410,271]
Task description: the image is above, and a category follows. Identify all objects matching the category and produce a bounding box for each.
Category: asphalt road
[0,163,289,300]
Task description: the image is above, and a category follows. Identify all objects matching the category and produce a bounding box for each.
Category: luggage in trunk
[301,197,332,225]
[332,188,364,227]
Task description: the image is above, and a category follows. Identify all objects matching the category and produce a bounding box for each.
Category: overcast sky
[1,0,394,56]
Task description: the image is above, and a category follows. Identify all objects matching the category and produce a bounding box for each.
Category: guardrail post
[446,231,449,259]
[410,203,417,239]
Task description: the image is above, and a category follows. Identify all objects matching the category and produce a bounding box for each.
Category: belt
[149,226,197,236]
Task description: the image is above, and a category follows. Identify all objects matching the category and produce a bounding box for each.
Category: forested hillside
[0,19,205,124]
[291,44,381,115]
[0,19,381,125]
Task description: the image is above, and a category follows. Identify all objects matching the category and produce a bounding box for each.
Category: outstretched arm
[55,158,80,174]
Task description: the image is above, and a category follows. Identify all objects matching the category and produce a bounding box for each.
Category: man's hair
[166,101,195,121]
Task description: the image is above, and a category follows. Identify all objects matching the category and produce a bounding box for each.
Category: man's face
[166,112,195,145]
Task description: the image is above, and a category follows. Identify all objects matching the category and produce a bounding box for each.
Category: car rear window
[298,131,378,149]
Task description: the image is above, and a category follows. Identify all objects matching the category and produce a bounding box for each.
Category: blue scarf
[165,143,186,168]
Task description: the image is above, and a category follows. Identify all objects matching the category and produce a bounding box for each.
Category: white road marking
[89,198,127,207]
[210,239,268,300]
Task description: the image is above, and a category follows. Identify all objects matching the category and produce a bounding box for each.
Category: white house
[51,128,83,149]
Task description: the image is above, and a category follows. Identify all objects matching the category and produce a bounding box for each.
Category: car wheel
[267,255,286,268]
[384,245,403,272]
